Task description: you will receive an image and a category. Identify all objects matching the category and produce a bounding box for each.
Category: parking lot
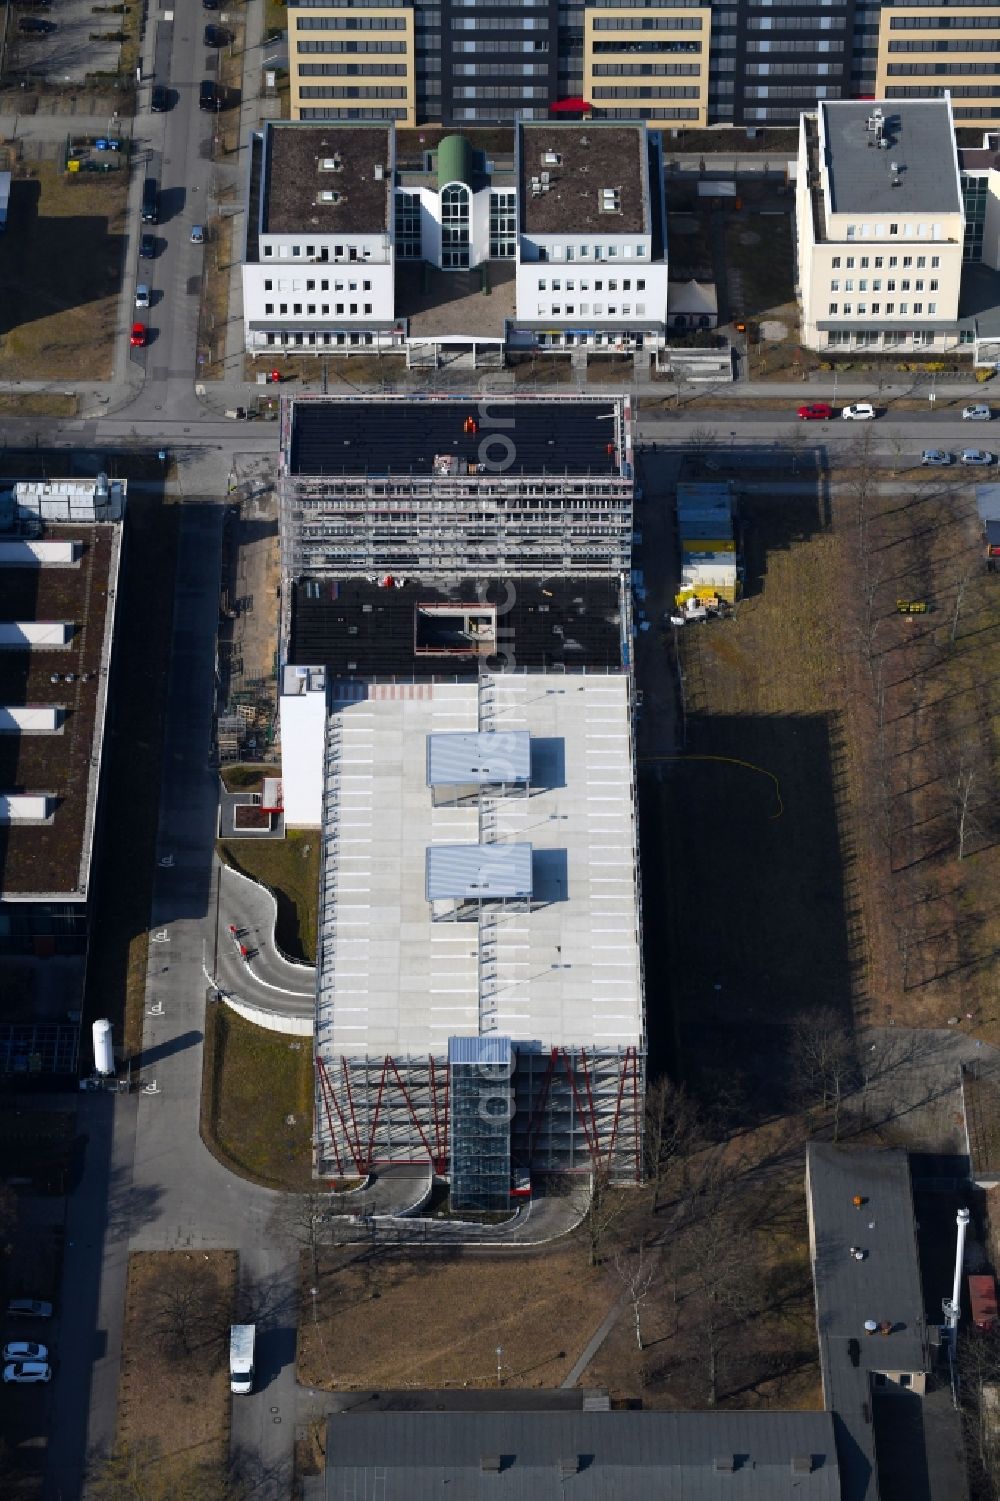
[8,0,124,86]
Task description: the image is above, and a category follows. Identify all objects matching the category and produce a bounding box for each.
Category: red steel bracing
[314,1054,345,1177]
[630,1045,642,1184]
[321,1055,363,1175]
[428,1054,449,1172]
[604,1045,634,1173]
[339,1056,366,1171]
[558,1048,599,1162]
[388,1056,437,1166]
[577,1048,602,1161]
[364,1055,392,1166]
[525,1047,559,1163]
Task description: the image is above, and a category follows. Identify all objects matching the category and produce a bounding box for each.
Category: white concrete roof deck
[318,673,642,1058]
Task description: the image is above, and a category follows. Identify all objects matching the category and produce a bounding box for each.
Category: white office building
[796,99,965,353]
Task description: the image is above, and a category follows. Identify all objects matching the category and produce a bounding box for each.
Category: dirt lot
[112,1250,235,1492]
[647,449,1000,1133]
[201,1003,314,1190]
[298,1245,613,1391]
[0,158,128,380]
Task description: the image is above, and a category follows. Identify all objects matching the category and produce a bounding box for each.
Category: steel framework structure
[314,1043,644,1185]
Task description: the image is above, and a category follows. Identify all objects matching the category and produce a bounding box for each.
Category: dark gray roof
[807,1143,929,1501]
[821,101,961,217]
[321,1410,841,1500]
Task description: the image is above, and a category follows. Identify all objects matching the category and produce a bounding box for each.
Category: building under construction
[276,393,644,1207]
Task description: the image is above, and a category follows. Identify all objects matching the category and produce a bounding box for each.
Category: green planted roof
[437,134,474,190]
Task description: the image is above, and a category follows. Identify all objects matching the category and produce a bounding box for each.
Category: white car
[135,284,150,309]
[190,224,205,244]
[921,449,953,466]
[962,404,992,421]
[3,1361,51,1384]
[960,448,995,466]
[2,1342,47,1362]
[842,403,875,420]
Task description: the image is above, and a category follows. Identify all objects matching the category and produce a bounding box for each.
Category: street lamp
[496,1345,503,1387]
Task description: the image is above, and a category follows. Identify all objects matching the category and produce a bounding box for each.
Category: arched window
[440,182,470,269]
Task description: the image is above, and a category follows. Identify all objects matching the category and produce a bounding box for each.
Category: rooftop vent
[791,1456,814,1476]
[543,150,562,166]
[599,187,621,214]
[579,134,589,147]
[713,1456,736,1474]
[481,1455,502,1474]
[375,163,385,180]
[319,155,343,172]
[559,1458,581,1477]
[318,190,342,205]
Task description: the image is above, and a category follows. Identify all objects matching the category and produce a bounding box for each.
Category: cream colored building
[583,3,711,127]
[287,0,416,126]
[796,98,966,353]
[876,4,1000,130]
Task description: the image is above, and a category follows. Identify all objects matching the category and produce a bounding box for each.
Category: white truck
[229,1324,255,1395]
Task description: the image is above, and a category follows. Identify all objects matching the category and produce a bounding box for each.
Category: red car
[130,322,147,348]
[797,402,832,421]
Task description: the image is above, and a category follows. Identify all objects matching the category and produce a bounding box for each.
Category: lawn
[111,1251,235,1494]
[84,494,181,1057]
[0,159,127,380]
[221,764,265,792]
[201,1003,314,1190]
[298,1245,615,1391]
[217,832,321,964]
[0,393,78,417]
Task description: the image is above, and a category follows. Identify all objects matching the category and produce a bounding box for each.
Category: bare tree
[790,1007,857,1139]
[666,1193,762,1406]
[614,1241,657,1351]
[149,1257,230,1365]
[643,1075,701,1214]
[582,1168,627,1268]
[954,760,978,861]
[950,566,976,646]
[958,1327,1000,1499]
[269,1190,338,1283]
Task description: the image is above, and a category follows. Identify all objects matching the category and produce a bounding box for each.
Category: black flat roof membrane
[288,399,621,476]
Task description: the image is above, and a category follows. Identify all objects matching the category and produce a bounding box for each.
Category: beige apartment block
[877,4,1000,129]
[796,99,965,353]
[288,0,416,126]
[584,3,710,126]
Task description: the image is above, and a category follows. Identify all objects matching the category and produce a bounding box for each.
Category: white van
[229,1324,255,1395]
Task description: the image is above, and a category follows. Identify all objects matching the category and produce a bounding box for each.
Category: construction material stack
[674,482,741,610]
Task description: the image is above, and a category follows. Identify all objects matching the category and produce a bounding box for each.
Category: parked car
[921,449,953,466]
[962,403,992,421]
[135,284,150,309]
[18,15,55,30]
[199,79,223,111]
[150,84,169,112]
[3,1343,47,1362]
[797,403,833,421]
[842,403,876,420]
[130,323,147,348]
[3,1362,51,1384]
[204,24,231,45]
[139,233,156,259]
[960,448,995,466]
[203,0,219,9]
[190,224,205,244]
[6,1300,52,1320]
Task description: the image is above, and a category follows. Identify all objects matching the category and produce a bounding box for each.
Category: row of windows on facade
[887,83,1000,96]
[298,85,407,96]
[261,244,378,259]
[537,276,646,290]
[263,277,373,291]
[830,252,942,267]
[889,38,1000,53]
[841,226,946,242]
[536,244,649,261]
[890,14,1000,29]
[888,63,1000,76]
[828,300,938,315]
[264,301,375,315]
[831,276,940,290]
[826,330,961,347]
[300,107,408,118]
[537,302,647,315]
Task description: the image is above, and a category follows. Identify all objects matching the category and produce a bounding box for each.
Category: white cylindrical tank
[92,1019,114,1077]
